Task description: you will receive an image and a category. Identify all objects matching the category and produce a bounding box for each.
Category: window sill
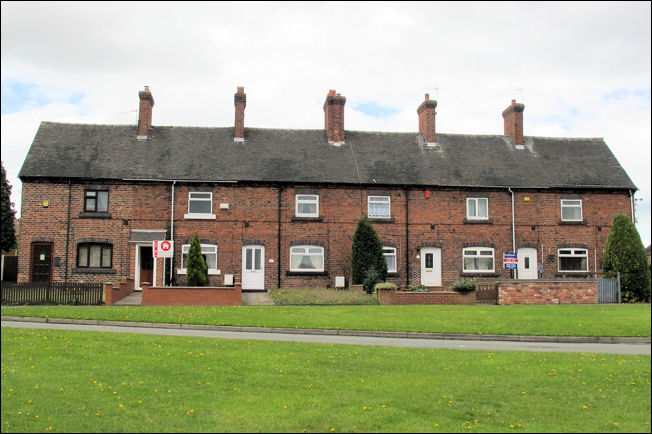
[286,271,328,277]
[184,213,216,220]
[555,272,591,278]
[292,216,324,222]
[177,269,221,275]
[558,220,587,225]
[464,218,493,224]
[460,272,499,277]
[79,212,112,219]
[72,268,116,274]
[368,217,395,223]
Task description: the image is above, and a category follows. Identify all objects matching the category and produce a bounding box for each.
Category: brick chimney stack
[417,93,437,144]
[502,99,525,146]
[234,86,246,142]
[323,89,346,144]
[137,86,154,139]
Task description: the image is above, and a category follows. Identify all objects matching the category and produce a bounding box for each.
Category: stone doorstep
[1,316,650,344]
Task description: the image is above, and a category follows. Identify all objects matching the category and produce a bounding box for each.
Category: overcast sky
[2,1,650,245]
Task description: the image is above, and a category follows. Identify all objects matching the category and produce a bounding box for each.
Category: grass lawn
[2,304,650,337]
[1,327,650,433]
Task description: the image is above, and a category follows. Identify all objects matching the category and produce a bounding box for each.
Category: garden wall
[498,280,597,305]
[104,278,135,306]
[141,282,242,306]
[377,289,475,305]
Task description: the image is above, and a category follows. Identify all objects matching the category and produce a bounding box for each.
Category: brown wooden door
[140,246,153,285]
[31,243,53,282]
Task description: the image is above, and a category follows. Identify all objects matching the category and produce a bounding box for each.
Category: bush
[375,282,398,291]
[363,266,381,294]
[409,284,428,292]
[603,214,651,302]
[186,232,208,287]
[451,279,476,293]
[351,217,387,285]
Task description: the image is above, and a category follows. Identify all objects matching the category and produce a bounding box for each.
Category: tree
[602,214,651,302]
[1,161,17,252]
[186,232,208,286]
[351,216,387,289]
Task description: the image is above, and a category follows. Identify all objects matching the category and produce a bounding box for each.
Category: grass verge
[2,304,650,337]
[1,327,650,433]
[270,288,378,305]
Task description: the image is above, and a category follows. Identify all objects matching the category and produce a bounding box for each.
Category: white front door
[242,245,265,290]
[420,247,442,286]
[517,247,538,279]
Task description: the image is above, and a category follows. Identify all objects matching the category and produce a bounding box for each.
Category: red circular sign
[160,241,172,251]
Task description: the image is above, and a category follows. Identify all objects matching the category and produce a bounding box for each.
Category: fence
[597,273,621,303]
[1,282,104,305]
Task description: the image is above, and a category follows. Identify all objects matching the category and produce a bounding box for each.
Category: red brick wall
[498,280,597,304]
[104,278,135,306]
[378,289,475,305]
[19,180,632,293]
[141,282,241,306]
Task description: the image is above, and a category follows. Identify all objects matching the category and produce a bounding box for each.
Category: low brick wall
[378,289,476,305]
[104,278,135,306]
[141,283,242,306]
[498,280,597,305]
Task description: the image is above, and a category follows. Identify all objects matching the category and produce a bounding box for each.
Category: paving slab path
[2,319,650,355]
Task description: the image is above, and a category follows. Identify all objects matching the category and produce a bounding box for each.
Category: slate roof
[19,121,637,190]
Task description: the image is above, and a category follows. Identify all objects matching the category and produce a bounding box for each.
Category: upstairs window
[467,198,488,220]
[558,248,588,272]
[561,199,582,222]
[295,194,319,217]
[185,192,215,219]
[77,243,112,268]
[290,246,324,272]
[383,246,397,273]
[84,190,109,212]
[368,196,391,218]
[462,247,494,272]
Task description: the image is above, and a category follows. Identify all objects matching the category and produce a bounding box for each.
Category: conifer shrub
[186,232,208,287]
[602,214,651,302]
[351,216,387,285]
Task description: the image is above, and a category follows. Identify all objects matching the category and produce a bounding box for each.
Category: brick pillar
[502,100,525,146]
[234,86,246,142]
[323,90,346,143]
[137,86,154,138]
[417,93,437,144]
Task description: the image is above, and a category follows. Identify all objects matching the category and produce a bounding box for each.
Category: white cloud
[1,1,650,244]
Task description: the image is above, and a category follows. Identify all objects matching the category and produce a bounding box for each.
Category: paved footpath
[2,317,650,355]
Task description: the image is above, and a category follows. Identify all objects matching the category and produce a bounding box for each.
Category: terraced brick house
[17,86,637,295]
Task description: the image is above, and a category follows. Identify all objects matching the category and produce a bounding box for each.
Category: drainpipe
[508,187,516,279]
[64,179,72,282]
[630,190,635,224]
[277,185,282,288]
[170,181,176,286]
[404,188,410,287]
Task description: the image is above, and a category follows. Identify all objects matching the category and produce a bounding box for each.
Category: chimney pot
[425,93,430,100]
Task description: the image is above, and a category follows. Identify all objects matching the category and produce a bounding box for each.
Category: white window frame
[295,194,319,218]
[184,192,216,220]
[177,243,220,275]
[462,247,495,273]
[368,196,391,219]
[383,246,397,273]
[466,197,489,220]
[561,199,582,222]
[557,248,589,272]
[289,245,325,272]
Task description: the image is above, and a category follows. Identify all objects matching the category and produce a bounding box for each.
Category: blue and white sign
[503,252,518,270]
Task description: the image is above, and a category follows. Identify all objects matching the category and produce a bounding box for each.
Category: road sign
[153,240,174,258]
[503,252,518,270]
